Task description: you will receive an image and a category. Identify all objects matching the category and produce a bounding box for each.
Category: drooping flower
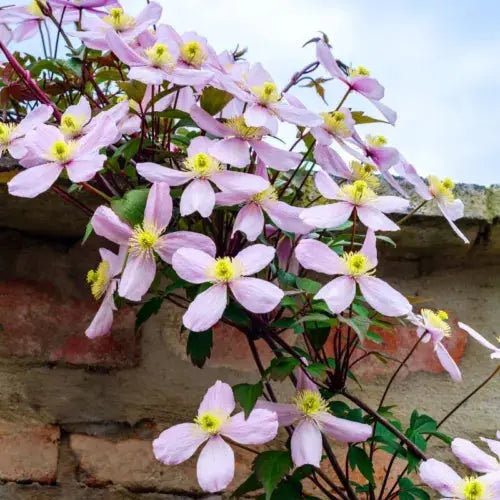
[316,40,397,125]
[407,309,462,381]
[85,247,125,339]
[0,104,52,159]
[452,433,500,474]
[256,362,372,467]
[458,322,500,359]
[91,183,216,301]
[136,136,269,218]
[300,167,408,231]
[172,243,284,332]
[295,230,411,317]
[419,458,500,500]
[153,381,278,493]
[190,105,302,170]
[105,24,213,87]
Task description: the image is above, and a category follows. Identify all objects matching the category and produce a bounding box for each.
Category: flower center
[60,114,86,138]
[421,309,451,337]
[145,43,174,68]
[350,161,379,189]
[226,116,264,140]
[251,81,280,104]
[180,41,206,67]
[342,251,371,277]
[294,390,328,417]
[26,0,45,18]
[49,140,76,163]
[208,257,242,283]
[103,8,135,31]
[428,175,455,202]
[185,152,221,178]
[86,261,110,300]
[349,65,370,77]
[341,180,376,204]
[0,123,16,148]
[321,111,351,137]
[128,222,160,257]
[252,186,278,204]
[366,135,387,147]
[194,412,224,434]
[462,477,485,500]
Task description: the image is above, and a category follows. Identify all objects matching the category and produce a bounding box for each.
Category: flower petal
[8,162,63,198]
[180,179,215,218]
[118,254,156,301]
[481,437,500,461]
[211,170,269,193]
[197,436,234,493]
[357,276,411,317]
[314,144,353,179]
[435,342,462,382]
[451,438,499,473]
[356,206,400,231]
[235,244,275,275]
[210,138,249,167]
[66,155,107,182]
[368,195,409,213]
[418,459,461,497]
[291,419,322,468]
[315,412,372,442]
[458,322,500,355]
[198,380,235,417]
[91,206,132,245]
[144,182,172,231]
[85,280,116,339]
[221,409,278,445]
[360,229,378,268]
[315,276,356,314]
[172,247,214,284]
[229,278,283,314]
[190,105,232,137]
[250,140,301,172]
[314,168,342,199]
[295,239,347,275]
[254,401,302,426]
[137,162,191,186]
[300,203,353,229]
[183,284,227,332]
[232,203,265,241]
[156,232,216,264]
[264,200,313,235]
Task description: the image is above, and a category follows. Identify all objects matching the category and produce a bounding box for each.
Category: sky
[8,0,500,185]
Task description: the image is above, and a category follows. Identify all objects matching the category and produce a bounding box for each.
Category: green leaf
[186,329,213,368]
[118,80,147,102]
[296,277,322,294]
[232,472,262,498]
[200,86,234,115]
[305,362,327,378]
[233,381,263,418]
[271,479,302,499]
[112,138,140,162]
[82,220,93,245]
[338,314,371,342]
[296,313,333,325]
[111,188,149,226]
[376,234,397,248]
[277,269,296,288]
[348,446,375,484]
[268,357,300,381]
[270,317,296,329]
[351,111,387,125]
[223,301,251,328]
[135,296,163,329]
[307,326,330,350]
[253,451,293,500]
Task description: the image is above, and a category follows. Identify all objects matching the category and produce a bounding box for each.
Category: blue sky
[9,0,500,185]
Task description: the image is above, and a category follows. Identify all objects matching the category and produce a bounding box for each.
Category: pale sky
[9,0,500,185]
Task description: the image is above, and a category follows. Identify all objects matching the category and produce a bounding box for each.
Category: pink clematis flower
[419,458,500,500]
[172,243,284,332]
[316,40,397,125]
[48,0,120,13]
[458,322,500,359]
[137,136,269,218]
[72,2,162,51]
[300,168,408,231]
[0,104,52,159]
[295,230,411,317]
[85,247,125,339]
[311,106,356,145]
[407,309,462,381]
[452,433,500,474]
[190,105,302,170]
[8,120,117,198]
[105,24,213,87]
[256,363,372,468]
[91,183,216,301]
[153,380,278,493]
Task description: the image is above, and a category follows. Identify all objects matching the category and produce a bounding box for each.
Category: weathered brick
[0,421,59,484]
[0,280,139,369]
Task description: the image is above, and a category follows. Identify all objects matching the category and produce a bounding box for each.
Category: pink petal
[235,244,275,275]
[85,281,116,339]
[8,162,63,198]
[171,247,214,284]
[296,364,319,392]
[369,98,397,125]
[315,276,356,314]
[274,103,322,127]
[187,136,214,156]
[211,170,268,194]
[118,254,156,301]
[144,182,172,231]
[91,206,132,245]
[254,401,301,426]
[169,68,213,87]
[315,412,372,442]
[295,239,347,275]
[418,459,461,497]
[264,200,313,235]
[215,191,251,206]
[437,200,469,244]
[190,105,232,137]
[435,342,462,382]
[63,96,91,126]
[198,380,235,417]
[197,436,234,493]
[137,162,191,186]
[481,437,500,461]
[356,206,400,231]
[314,144,353,179]
[232,203,265,241]
[300,202,353,229]
[357,276,411,317]
[99,247,126,278]
[311,126,334,146]
[250,140,301,172]
[314,168,342,199]
[66,154,107,182]
[183,284,227,332]
[291,419,322,468]
[360,229,378,268]
[156,232,216,264]
[78,119,118,151]
[368,195,409,213]
[452,438,499,473]
[229,277,283,314]
[180,179,215,217]
[209,138,249,167]
[351,77,384,100]
[153,423,208,466]
[18,104,53,133]
[244,104,273,128]
[316,41,346,81]
[128,66,166,85]
[221,409,278,445]
[106,29,147,66]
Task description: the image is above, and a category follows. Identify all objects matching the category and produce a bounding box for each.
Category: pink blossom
[458,322,500,359]
[256,363,372,467]
[0,24,12,45]
[316,40,397,125]
[137,136,269,218]
[91,183,216,301]
[48,0,120,13]
[452,433,500,474]
[295,230,411,317]
[300,168,408,231]
[419,458,500,499]
[311,106,356,145]
[153,380,278,493]
[172,244,284,332]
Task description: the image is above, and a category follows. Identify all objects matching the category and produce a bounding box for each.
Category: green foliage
[118,80,147,102]
[253,450,293,500]
[232,381,263,418]
[186,329,213,368]
[111,188,149,226]
[267,357,300,381]
[200,86,234,115]
[348,446,375,484]
[135,297,163,329]
[398,478,430,500]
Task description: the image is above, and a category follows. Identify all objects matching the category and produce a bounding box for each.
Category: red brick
[0,422,59,484]
[0,280,139,369]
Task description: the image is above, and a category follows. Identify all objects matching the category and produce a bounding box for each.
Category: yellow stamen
[342,252,372,277]
[366,135,387,147]
[184,152,221,178]
[421,309,451,337]
[341,180,376,205]
[86,261,110,300]
[180,41,206,67]
[226,116,264,140]
[145,43,174,69]
[252,186,278,204]
[462,477,486,500]
[128,221,160,257]
[349,65,370,77]
[103,8,135,32]
[350,161,380,189]
[60,114,86,138]
[48,140,76,163]
[26,0,45,18]
[194,412,225,434]
[428,175,455,203]
[251,81,280,104]
[0,123,16,150]
[207,257,243,283]
[321,111,351,137]
[293,390,328,417]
